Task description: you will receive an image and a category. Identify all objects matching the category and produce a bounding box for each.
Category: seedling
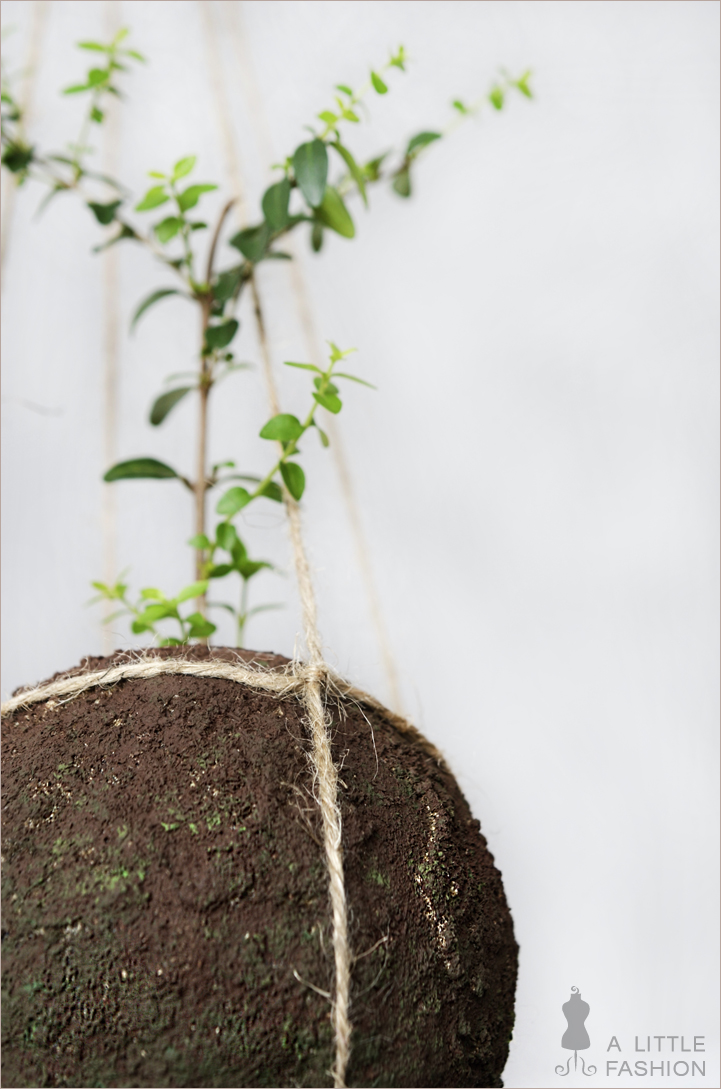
[2,30,532,647]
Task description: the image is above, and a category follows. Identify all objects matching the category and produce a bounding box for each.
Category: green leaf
[188,534,212,550]
[316,426,330,448]
[131,617,154,634]
[208,563,232,579]
[90,106,104,123]
[172,155,196,180]
[78,41,107,52]
[313,377,339,395]
[231,537,248,562]
[1,143,34,173]
[216,522,239,551]
[514,70,533,98]
[335,372,374,389]
[130,288,180,332]
[261,177,291,230]
[335,371,376,388]
[92,223,138,253]
[150,386,192,425]
[87,199,122,225]
[389,45,407,71]
[104,457,178,482]
[237,559,271,580]
[280,461,306,500]
[216,487,252,516]
[125,49,146,63]
[363,154,387,182]
[342,108,360,123]
[205,319,239,351]
[257,480,283,503]
[371,71,388,94]
[177,183,217,212]
[318,111,338,126]
[142,603,180,623]
[147,170,166,179]
[317,186,355,238]
[489,86,504,110]
[311,221,324,253]
[283,361,322,373]
[293,139,328,208]
[392,168,411,198]
[327,341,356,363]
[135,185,169,212]
[87,67,109,87]
[313,390,342,414]
[186,614,216,639]
[176,580,209,604]
[452,99,468,114]
[63,83,90,95]
[213,266,244,305]
[336,84,353,95]
[140,587,166,601]
[406,131,441,156]
[229,223,270,263]
[331,142,367,207]
[154,216,183,243]
[259,414,303,443]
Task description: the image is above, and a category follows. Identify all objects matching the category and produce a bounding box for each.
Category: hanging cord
[219,0,405,716]
[100,0,122,653]
[1,0,51,274]
[252,269,352,1084]
[199,4,352,1082]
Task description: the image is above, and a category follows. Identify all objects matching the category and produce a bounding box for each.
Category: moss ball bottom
[2,648,517,1087]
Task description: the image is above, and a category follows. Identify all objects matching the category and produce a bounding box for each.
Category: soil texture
[2,647,517,1088]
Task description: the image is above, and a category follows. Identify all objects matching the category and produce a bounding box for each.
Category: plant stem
[206,198,235,283]
[195,302,211,620]
[191,199,236,629]
[237,578,249,648]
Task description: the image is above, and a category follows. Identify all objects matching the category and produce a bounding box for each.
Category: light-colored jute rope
[0,654,443,766]
[221,0,405,717]
[0,0,50,274]
[198,8,355,1079]
[100,0,122,655]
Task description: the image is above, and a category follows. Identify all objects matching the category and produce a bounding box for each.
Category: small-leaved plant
[1,29,532,647]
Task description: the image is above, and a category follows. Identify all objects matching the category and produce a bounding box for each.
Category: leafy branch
[3,27,533,648]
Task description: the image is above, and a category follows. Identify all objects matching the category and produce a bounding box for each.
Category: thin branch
[205,197,236,284]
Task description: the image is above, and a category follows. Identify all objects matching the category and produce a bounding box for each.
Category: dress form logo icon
[555,987,597,1076]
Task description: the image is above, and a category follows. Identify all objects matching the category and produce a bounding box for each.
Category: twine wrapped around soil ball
[1,646,517,1088]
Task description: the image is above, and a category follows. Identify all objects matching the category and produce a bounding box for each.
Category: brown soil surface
[2,647,517,1088]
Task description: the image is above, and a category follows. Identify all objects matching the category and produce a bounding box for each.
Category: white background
[1,2,718,1086]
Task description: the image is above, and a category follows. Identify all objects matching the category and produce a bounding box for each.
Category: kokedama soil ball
[1,647,518,1088]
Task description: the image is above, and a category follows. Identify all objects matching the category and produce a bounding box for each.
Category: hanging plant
[1,26,532,1089]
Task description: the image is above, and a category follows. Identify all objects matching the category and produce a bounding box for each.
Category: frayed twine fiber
[2,650,444,1087]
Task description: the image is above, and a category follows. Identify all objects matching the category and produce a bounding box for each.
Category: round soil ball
[1,648,517,1088]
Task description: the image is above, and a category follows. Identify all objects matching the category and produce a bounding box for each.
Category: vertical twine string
[222,0,405,717]
[100,0,122,654]
[1,0,50,273]
[199,4,351,1083]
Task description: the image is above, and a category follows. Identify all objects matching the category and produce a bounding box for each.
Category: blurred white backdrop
[1,2,718,1086]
